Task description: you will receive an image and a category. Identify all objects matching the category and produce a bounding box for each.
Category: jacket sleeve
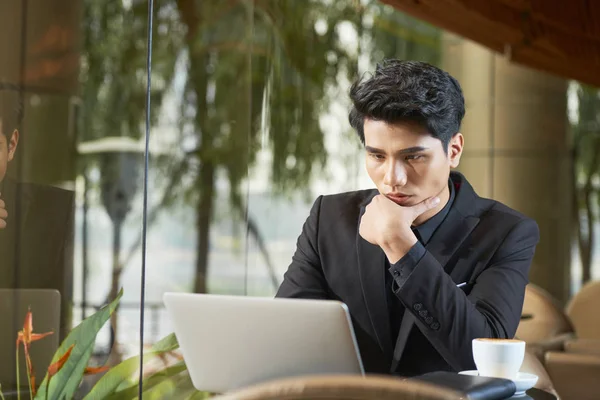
[276,196,330,299]
[392,218,540,371]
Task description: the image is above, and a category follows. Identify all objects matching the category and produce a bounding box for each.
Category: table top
[511,387,557,400]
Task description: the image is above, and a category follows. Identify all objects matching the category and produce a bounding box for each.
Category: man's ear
[7,129,19,162]
[448,133,464,168]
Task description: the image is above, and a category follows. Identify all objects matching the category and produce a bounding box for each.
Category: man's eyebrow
[365,146,384,154]
[365,146,429,154]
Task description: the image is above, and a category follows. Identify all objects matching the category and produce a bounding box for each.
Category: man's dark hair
[0,83,24,139]
[349,60,465,151]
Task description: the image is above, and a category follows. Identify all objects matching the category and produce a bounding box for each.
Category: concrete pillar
[443,33,572,304]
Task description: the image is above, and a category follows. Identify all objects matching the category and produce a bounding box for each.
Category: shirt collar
[412,178,455,245]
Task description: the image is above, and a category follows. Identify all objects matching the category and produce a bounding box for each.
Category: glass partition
[1,0,582,398]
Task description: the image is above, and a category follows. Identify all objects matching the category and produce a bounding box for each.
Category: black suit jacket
[0,179,74,335]
[276,172,539,376]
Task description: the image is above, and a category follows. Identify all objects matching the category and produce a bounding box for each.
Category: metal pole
[81,171,89,321]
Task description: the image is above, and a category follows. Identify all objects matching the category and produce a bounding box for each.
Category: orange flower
[84,366,110,375]
[16,308,54,348]
[16,308,54,396]
[47,345,74,378]
[44,344,75,396]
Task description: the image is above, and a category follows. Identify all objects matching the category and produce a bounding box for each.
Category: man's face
[0,122,19,185]
[363,119,463,216]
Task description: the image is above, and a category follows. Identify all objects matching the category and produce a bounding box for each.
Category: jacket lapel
[392,172,481,366]
[425,210,480,281]
[426,172,482,282]
[356,193,393,358]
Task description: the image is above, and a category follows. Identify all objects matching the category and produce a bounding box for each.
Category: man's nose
[383,160,407,188]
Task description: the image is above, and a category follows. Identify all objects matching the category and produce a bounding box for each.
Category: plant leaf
[136,362,206,400]
[34,289,123,400]
[83,333,179,400]
[105,362,187,400]
[150,333,178,353]
[137,363,190,400]
[186,390,209,400]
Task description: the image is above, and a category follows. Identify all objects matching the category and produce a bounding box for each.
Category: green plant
[34,290,123,400]
[571,82,600,285]
[83,332,207,399]
[14,307,54,398]
[0,289,205,399]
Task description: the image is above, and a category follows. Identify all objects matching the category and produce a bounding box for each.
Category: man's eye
[369,153,385,160]
[406,154,424,161]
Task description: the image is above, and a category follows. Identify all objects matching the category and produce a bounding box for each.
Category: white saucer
[459,370,538,396]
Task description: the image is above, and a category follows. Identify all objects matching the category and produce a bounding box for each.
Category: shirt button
[392,270,400,277]
[419,310,428,318]
[431,322,440,331]
[425,316,433,324]
[413,303,423,311]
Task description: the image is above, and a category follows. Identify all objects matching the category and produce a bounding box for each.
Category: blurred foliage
[571,83,600,284]
[79,0,441,294]
[367,2,440,66]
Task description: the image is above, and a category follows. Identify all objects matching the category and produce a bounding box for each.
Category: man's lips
[386,193,413,205]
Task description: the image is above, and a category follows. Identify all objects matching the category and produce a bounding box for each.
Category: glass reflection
[7,0,588,397]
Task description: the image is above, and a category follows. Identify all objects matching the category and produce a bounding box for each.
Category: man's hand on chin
[359,194,440,263]
[0,196,7,230]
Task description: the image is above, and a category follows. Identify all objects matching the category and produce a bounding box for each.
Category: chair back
[566,280,600,339]
[564,338,600,357]
[545,351,600,400]
[212,374,464,400]
[516,284,573,343]
[521,349,559,398]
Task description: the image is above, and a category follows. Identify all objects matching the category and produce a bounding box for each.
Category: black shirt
[385,179,456,344]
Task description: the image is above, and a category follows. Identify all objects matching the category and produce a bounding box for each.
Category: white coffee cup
[472,338,525,380]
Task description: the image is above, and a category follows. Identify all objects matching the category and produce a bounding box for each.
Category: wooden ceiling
[381,0,600,87]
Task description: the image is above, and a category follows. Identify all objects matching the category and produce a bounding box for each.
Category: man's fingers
[0,206,6,229]
[0,195,5,229]
[0,197,7,227]
[411,196,440,217]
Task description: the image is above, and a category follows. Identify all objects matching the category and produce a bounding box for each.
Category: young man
[0,87,20,231]
[276,60,539,376]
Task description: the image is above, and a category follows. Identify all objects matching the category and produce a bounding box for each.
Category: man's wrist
[381,229,418,264]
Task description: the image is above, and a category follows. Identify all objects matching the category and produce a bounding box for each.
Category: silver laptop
[163,293,364,393]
